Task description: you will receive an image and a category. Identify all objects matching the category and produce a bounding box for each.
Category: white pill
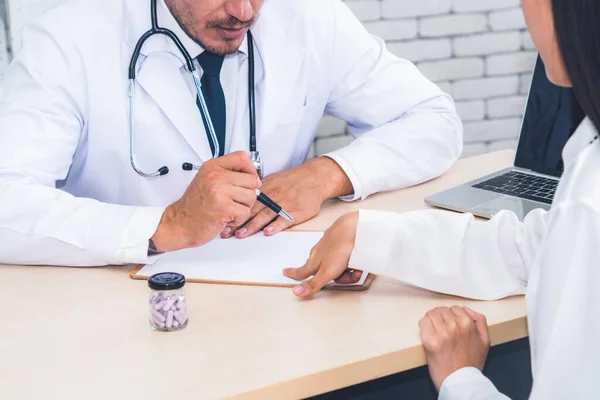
[162,297,176,312]
[151,316,165,328]
[166,310,174,328]
[173,311,186,324]
[170,305,176,312]
[173,311,182,323]
[173,321,179,328]
[154,301,166,311]
[152,310,166,323]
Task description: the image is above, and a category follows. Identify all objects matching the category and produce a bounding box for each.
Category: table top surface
[0,150,527,400]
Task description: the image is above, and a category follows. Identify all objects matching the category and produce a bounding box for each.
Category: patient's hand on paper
[283,211,362,296]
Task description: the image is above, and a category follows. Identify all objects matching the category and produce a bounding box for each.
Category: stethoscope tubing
[128,0,259,178]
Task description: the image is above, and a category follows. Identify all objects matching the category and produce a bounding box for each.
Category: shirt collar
[563,117,597,163]
[159,0,248,58]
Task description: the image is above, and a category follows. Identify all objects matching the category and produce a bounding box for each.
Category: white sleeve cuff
[323,153,363,202]
[348,209,398,275]
[439,367,508,400]
[116,206,166,265]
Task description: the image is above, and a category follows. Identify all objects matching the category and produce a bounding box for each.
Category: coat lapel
[251,3,306,142]
[125,0,212,162]
[135,50,213,162]
[124,0,306,161]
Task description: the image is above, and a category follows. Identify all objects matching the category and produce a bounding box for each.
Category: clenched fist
[419,306,490,392]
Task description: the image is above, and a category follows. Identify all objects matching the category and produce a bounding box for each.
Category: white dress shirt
[351,117,600,399]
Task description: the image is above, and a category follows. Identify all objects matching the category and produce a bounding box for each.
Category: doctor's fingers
[221,170,262,190]
[215,151,260,176]
[263,216,294,236]
[220,200,264,238]
[234,206,278,238]
[225,201,254,226]
[222,186,257,208]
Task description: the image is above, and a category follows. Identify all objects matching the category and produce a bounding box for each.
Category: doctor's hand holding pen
[221,157,354,240]
[150,151,261,253]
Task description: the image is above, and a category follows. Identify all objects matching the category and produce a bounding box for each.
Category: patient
[283,0,600,398]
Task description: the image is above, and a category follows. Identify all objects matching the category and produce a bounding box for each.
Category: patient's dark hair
[552,0,600,133]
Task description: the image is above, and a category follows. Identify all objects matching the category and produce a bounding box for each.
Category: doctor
[0,0,461,266]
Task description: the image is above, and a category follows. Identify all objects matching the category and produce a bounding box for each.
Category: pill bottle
[148,272,188,332]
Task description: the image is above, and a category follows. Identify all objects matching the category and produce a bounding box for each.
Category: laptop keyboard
[472,171,557,205]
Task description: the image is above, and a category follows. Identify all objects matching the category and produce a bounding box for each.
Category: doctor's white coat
[0,0,461,266]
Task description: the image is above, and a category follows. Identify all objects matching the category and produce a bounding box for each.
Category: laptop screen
[514,55,586,177]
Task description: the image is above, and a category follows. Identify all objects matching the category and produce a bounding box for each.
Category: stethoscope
[128,0,262,178]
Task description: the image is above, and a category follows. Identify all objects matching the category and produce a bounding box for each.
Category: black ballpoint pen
[255,189,294,223]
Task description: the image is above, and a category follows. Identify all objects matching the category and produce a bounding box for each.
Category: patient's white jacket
[351,117,600,399]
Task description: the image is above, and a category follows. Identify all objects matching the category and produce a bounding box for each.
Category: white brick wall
[381,0,452,19]
[454,32,521,56]
[453,0,520,12]
[0,0,536,159]
[314,0,536,159]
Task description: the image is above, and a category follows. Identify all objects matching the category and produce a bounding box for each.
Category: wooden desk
[0,150,526,400]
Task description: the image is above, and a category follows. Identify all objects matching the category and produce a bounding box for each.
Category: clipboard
[128,231,376,291]
[129,266,376,291]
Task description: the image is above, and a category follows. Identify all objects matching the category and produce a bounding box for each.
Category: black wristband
[148,238,163,255]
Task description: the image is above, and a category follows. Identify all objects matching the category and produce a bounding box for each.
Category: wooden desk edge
[229,316,528,400]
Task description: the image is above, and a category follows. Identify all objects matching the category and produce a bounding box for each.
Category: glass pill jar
[148,272,188,332]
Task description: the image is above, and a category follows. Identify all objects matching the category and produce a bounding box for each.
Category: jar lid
[148,272,186,291]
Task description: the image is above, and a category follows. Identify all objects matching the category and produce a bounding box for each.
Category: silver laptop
[425,55,585,221]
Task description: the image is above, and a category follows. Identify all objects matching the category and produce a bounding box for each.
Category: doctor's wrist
[150,205,185,253]
[308,157,354,200]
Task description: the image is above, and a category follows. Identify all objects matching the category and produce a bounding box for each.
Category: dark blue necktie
[196,51,226,157]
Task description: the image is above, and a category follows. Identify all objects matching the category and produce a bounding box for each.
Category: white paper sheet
[136,232,367,287]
